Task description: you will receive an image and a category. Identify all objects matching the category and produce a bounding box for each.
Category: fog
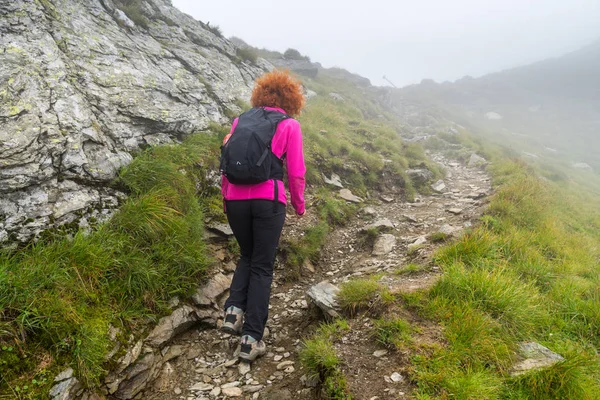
[172,0,600,87]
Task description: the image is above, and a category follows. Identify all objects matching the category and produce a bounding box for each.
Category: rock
[54,368,74,382]
[372,234,396,256]
[192,272,232,307]
[406,169,433,185]
[306,281,341,318]
[485,111,503,120]
[390,372,404,383]
[468,153,488,168]
[112,352,157,399]
[362,207,377,216]
[322,173,343,188]
[380,195,394,203]
[221,386,243,397]
[362,218,394,232]
[274,355,283,361]
[402,214,418,223]
[408,236,427,251]
[270,58,319,78]
[573,162,593,172]
[305,89,318,100]
[446,208,463,215]
[190,382,214,391]
[511,342,565,376]
[49,377,82,400]
[207,222,234,237]
[431,180,447,193]
[238,362,251,375]
[243,385,264,393]
[173,387,182,395]
[301,258,316,275]
[210,386,222,397]
[329,92,345,101]
[438,224,457,236]
[1,0,267,243]
[145,305,202,348]
[115,340,144,374]
[276,361,294,370]
[373,350,388,357]
[338,189,363,203]
[113,9,135,29]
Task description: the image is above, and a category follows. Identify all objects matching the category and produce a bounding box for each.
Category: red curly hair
[251,70,305,117]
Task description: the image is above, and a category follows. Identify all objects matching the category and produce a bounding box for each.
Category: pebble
[210,387,221,397]
[276,361,294,370]
[190,382,214,391]
[221,387,243,397]
[174,387,182,395]
[238,362,251,375]
[373,350,388,357]
[274,355,283,361]
[390,372,404,383]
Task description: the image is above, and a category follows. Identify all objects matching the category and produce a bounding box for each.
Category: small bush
[236,47,258,64]
[284,48,309,61]
[206,23,223,37]
[300,321,352,399]
[338,278,384,316]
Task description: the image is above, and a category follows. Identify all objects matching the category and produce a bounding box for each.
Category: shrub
[373,317,412,348]
[236,47,258,64]
[284,48,309,61]
[338,278,385,316]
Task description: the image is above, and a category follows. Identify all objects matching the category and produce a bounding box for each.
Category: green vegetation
[373,317,412,348]
[284,48,310,61]
[0,132,227,397]
[300,320,352,399]
[236,47,258,64]
[408,154,600,399]
[113,0,150,29]
[337,278,392,316]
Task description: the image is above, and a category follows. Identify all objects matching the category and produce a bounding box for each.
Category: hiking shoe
[221,306,243,335]
[239,335,267,362]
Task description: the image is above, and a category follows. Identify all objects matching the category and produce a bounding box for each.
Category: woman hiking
[219,70,306,362]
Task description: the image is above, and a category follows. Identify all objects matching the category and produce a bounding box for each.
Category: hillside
[392,40,600,171]
[1,2,600,400]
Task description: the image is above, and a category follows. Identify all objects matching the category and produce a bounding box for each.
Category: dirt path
[141,153,491,400]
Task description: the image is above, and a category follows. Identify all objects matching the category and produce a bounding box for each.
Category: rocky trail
[95,152,491,400]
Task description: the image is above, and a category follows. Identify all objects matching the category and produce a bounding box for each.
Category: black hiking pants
[223,199,286,341]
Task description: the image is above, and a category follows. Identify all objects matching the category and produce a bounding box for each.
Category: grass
[337,278,391,316]
[373,317,412,348]
[300,320,352,399]
[0,132,226,397]
[407,155,600,399]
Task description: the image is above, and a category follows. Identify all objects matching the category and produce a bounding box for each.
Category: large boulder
[0,0,269,243]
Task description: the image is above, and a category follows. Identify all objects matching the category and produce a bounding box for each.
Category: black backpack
[220,107,290,185]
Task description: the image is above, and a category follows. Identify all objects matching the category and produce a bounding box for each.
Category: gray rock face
[270,58,319,78]
[306,281,340,318]
[511,342,565,376]
[362,218,395,232]
[0,0,269,243]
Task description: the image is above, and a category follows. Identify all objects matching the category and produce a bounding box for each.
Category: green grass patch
[373,317,412,348]
[337,278,388,316]
[411,159,600,399]
[300,320,352,399]
[0,133,224,396]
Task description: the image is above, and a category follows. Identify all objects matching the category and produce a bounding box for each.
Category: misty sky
[172,0,600,87]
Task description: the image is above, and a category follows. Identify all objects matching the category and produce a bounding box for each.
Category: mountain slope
[393,40,600,170]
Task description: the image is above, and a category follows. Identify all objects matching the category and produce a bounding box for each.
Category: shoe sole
[239,349,266,362]
[221,325,242,335]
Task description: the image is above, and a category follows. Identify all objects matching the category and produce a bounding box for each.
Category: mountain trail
[140,152,492,400]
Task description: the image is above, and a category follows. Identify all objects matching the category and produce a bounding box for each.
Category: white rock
[390,372,404,383]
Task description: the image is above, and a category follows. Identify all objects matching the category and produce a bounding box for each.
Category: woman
[220,70,306,362]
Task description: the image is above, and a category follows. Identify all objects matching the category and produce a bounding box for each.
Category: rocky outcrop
[0,0,270,243]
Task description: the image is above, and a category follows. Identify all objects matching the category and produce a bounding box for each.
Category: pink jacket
[221,106,306,215]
